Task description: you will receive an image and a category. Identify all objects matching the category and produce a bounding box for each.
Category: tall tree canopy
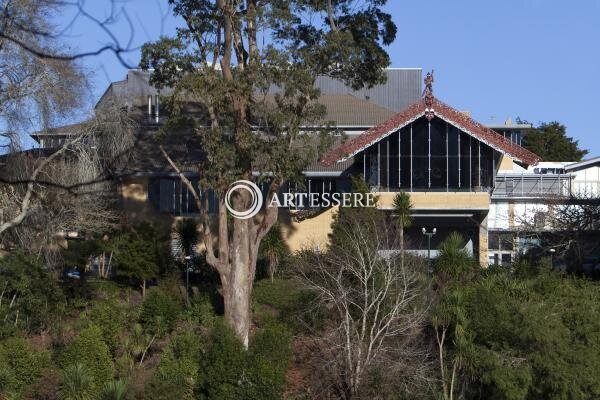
[139,0,397,346]
[522,121,588,161]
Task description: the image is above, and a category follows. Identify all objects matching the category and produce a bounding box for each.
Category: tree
[393,191,413,268]
[0,0,139,250]
[140,0,397,346]
[458,269,600,399]
[298,215,428,398]
[112,230,160,298]
[0,252,65,336]
[522,121,588,161]
[0,103,135,254]
[516,196,600,276]
[0,0,83,151]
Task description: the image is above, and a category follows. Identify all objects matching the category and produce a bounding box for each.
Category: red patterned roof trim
[320,97,541,166]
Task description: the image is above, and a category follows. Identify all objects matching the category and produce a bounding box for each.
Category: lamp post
[549,248,556,269]
[422,227,437,261]
[184,255,192,305]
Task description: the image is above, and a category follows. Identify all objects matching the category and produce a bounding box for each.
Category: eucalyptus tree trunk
[222,217,257,346]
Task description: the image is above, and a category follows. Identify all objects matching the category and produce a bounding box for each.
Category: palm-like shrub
[173,219,199,259]
[61,363,94,400]
[101,379,127,400]
[258,223,289,281]
[434,232,477,288]
[392,191,412,267]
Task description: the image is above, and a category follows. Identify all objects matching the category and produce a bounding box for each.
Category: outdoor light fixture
[549,248,556,269]
[422,227,437,261]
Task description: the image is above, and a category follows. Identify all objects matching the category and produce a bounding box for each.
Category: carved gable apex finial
[423,70,435,121]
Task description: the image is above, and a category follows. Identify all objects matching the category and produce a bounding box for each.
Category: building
[31,69,600,266]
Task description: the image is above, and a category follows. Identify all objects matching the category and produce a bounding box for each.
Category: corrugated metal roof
[315,69,422,112]
[301,94,396,126]
[96,68,422,117]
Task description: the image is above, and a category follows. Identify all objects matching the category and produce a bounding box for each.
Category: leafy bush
[197,320,292,400]
[197,321,246,399]
[146,328,201,400]
[60,324,114,395]
[185,291,216,327]
[112,223,173,282]
[0,252,65,337]
[253,278,322,332]
[253,279,302,310]
[140,290,182,335]
[452,271,600,399]
[245,323,292,400]
[0,337,52,397]
[84,300,126,354]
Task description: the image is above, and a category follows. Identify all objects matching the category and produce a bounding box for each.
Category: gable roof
[320,96,542,166]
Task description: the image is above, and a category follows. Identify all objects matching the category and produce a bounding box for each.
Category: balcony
[492,173,571,199]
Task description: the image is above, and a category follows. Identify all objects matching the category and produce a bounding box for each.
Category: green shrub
[253,278,322,332]
[452,271,600,398]
[144,378,190,400]
[140,290,182,335]
[60,324,114,395]
[197,321,246,400]
[246,323,292,400]
[84,300,125,354]
[0,252,65,337]
[60,363,94,400]
[0,337,52,397]
[197,321,292,400]
[186,292,216,327]
[253,279,302,310]
[146,329,201,400]
[101,379,128,400]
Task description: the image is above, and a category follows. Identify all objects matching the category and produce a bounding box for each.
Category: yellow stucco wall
[280,207,338,252]
[377,191,491,210]
[498,155,514,171]
[120,178,174,227]
[118,180,492,266]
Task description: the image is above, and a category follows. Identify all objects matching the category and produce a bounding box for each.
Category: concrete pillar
[479,212,489,267]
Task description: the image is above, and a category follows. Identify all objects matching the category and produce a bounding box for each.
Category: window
[148,178,201,215]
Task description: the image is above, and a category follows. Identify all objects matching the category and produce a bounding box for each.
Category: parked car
[65,269,81,279]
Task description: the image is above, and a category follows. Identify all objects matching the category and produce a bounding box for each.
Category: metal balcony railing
[492,174,571,198]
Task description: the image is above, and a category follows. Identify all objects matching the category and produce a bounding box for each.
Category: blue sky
[58,0,600,155]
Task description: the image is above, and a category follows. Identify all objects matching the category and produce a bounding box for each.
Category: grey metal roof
[96,70,173,110]
[97,68,422,116]
[564,156,600,171]
[315,68,422,112]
